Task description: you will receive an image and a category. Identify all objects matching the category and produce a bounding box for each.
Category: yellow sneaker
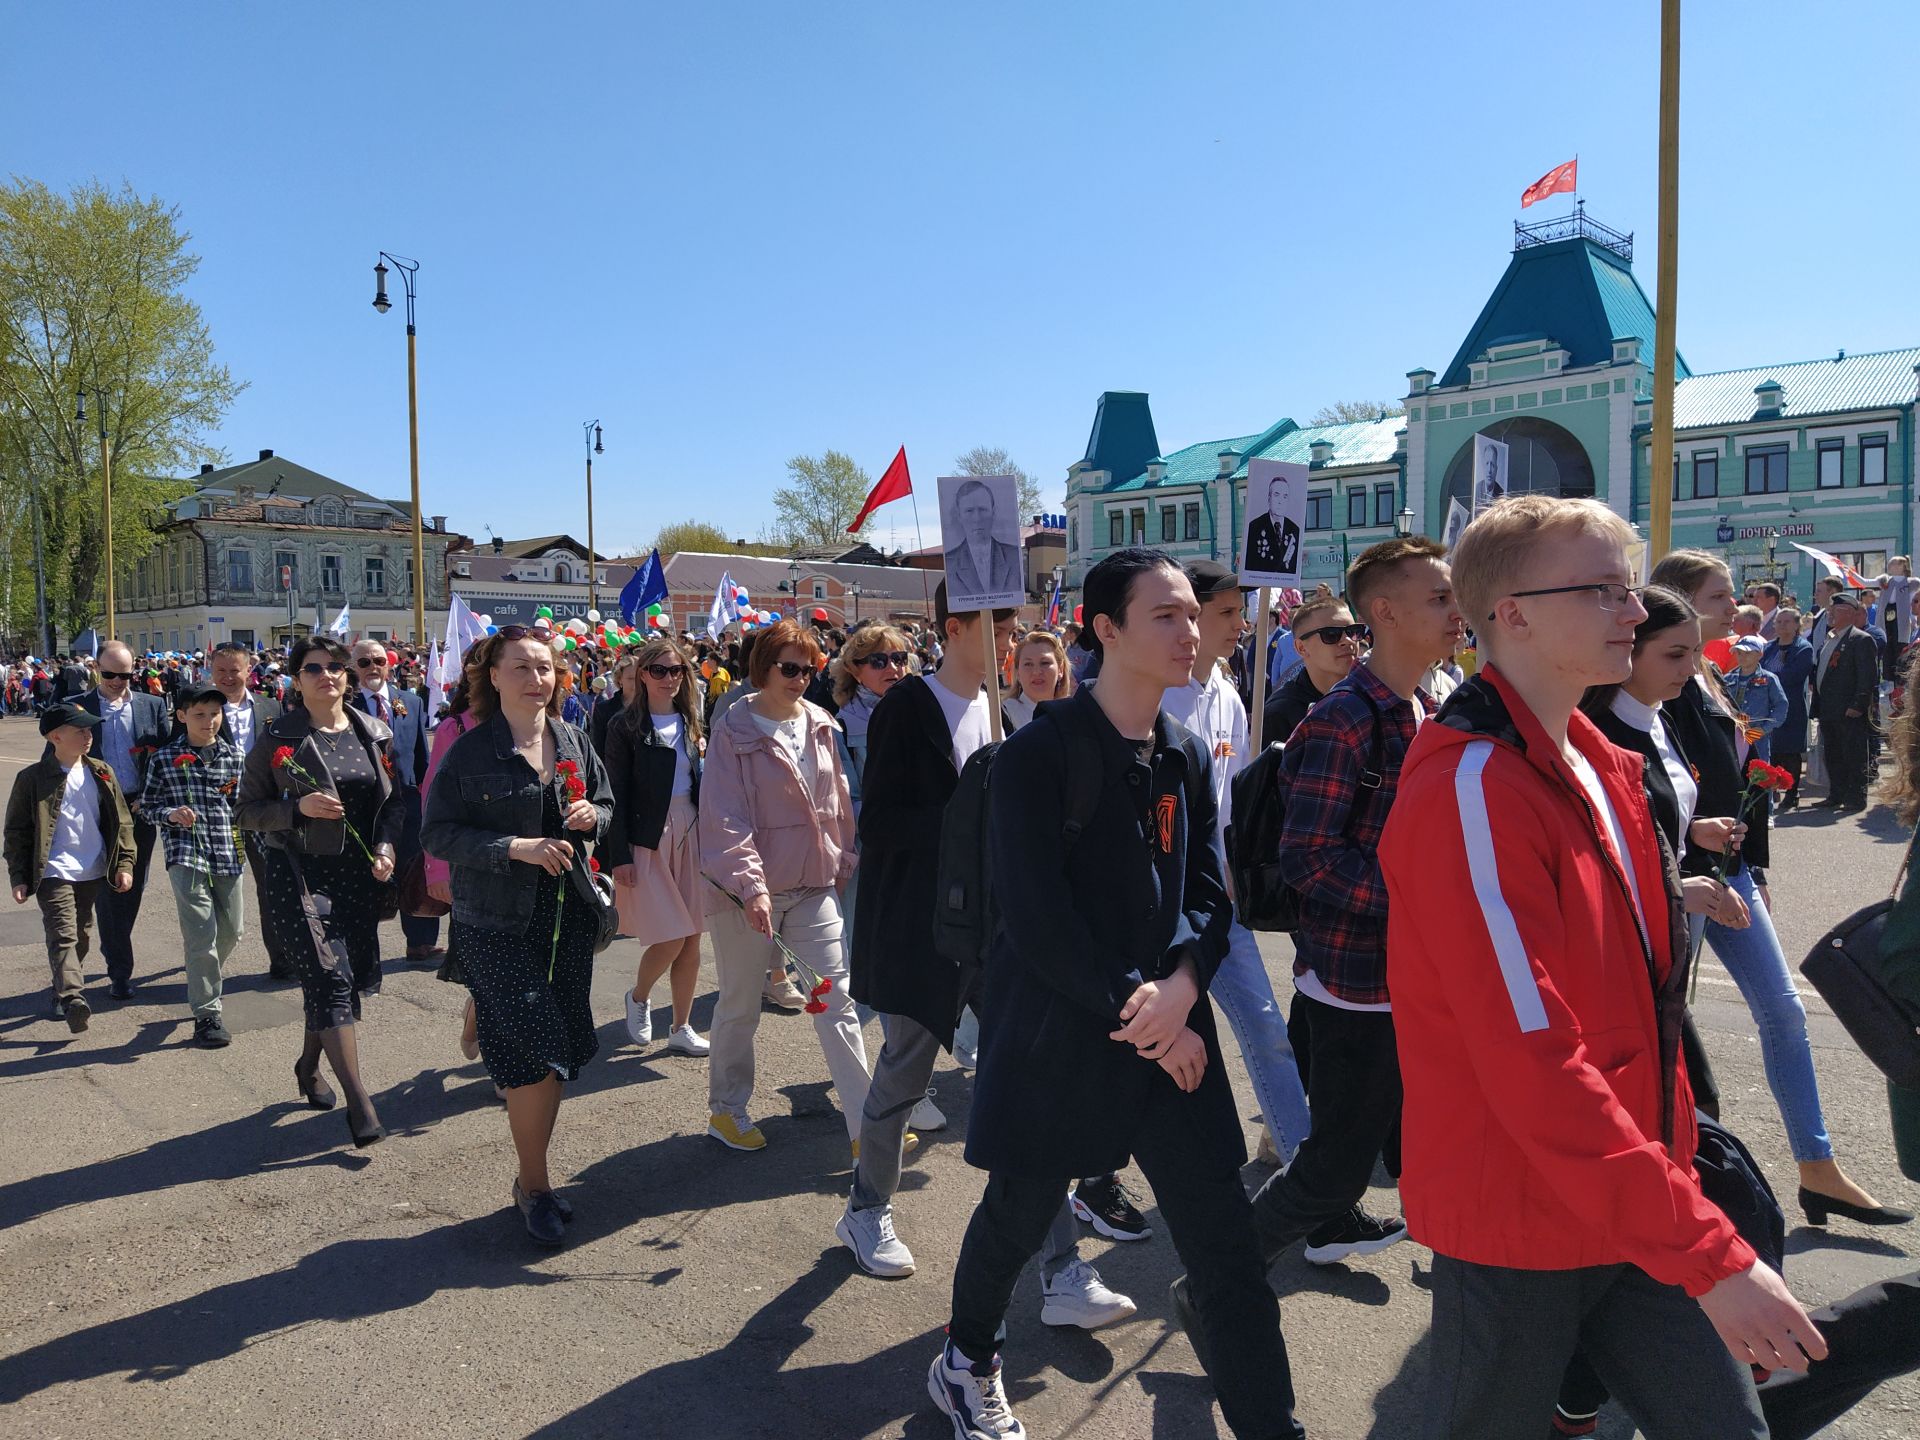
[708,1112,767,1151]
[850,1131,917,1164]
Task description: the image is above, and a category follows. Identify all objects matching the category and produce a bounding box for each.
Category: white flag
[706,571,742,641]
[441,593,489,666]
[1789,541,1871,588]
[327,603,352,638]
[1442,497,1471,551]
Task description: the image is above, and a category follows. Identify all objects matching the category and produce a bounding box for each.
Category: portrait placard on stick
[1241,459,1308,588]
[1471,434,1510,516]
[937,474,1025,612]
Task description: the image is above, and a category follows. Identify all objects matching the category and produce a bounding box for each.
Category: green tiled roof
[1099,415,1401,493]
[1671,347,1920,429]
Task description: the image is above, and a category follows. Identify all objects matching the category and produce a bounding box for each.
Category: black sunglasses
[644,663,686,681]
[1300,623,1369,646]
[495,625,534,641]
[354,656,388,668]
[98,668,136,681]
[771,660,810,680]
[300,661,349,677]
[859,652,910,670]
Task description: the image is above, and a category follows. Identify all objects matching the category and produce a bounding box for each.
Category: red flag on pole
[1520,158,1578,209]
[847,446,912,533]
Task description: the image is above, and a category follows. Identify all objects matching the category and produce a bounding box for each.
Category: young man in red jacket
[1380,495,1825,1438]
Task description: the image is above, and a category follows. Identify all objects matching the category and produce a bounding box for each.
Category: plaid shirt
[1276,661,1434,1005]
[144,737,246,876]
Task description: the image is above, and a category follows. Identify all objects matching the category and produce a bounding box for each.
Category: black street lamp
[1395,505,1416,538]
[583,420,605,617]
[370,252,426,644]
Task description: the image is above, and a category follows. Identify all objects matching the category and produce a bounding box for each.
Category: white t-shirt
[46,762,107,882]
[1566,747,1648,945]
[1160,663,1248,838]
[751,709,815,800]
[929,673,993,772]
[651,712,694,797]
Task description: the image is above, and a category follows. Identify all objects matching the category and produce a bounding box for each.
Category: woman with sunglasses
[607,636,710,1058]
[700,618,869,1153]
[237,636,406,1149]
[829,625,915,792]
[1003,630,1072,731]
[422,628,614,1246]
[1651,551,1907,1226]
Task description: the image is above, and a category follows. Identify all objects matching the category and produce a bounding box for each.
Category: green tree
[0,179,241,645]
[1306,400,1404,425]
[956,444,1047,520]
[651,518,735,556]
[770,449,872,546]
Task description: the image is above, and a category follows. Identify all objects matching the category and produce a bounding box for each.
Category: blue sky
[8,1,1916,555]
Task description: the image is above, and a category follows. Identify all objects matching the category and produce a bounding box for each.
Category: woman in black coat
[237,636,405,1148]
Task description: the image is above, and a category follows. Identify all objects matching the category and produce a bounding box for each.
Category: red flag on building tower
[1521,158,1578,209]
[847,446,912,533]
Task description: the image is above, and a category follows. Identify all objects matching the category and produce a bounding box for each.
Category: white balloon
[478,615,493,627]
[586,609,601,624]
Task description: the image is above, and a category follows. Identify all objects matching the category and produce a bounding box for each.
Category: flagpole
[908,490,932,616]
[1649,0,1681,564]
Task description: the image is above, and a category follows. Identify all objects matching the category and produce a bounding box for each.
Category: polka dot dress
[455,785,600,1089]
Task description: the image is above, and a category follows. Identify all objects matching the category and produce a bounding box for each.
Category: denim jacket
[420,711,614,932]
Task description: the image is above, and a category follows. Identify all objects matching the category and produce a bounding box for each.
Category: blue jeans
[1698,866,1832,1162]
[1208,921,1313,1161]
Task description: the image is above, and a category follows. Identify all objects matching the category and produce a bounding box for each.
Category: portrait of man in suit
[1244,473,1302,579]
[940,476,1023,609]
[1472,433,1509,514]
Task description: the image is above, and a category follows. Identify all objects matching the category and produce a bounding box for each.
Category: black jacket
[1262,666,1324,746]
[603,703,702,864]
[850,675,963,1040]
[1663,675,1765,875]
[1813,628,1879,722]
[591,690,624,758]
[965,687,1236,1179]
[1587,703,1687,855]
[75,688,171,801]
[235,705,405,858]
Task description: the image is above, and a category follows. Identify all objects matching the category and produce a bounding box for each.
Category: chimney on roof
[1309,439,1335,467]
[258,448,274,461]
[431,515,446,533]
[199,463,215,475]
[1217,449,1241,478]
[1754,379,1785,415]
[491,535,505,555]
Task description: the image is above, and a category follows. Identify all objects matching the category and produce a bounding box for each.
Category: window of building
[321,554,342,593]
[1374,485,1396,527]
[1160,506,1176,543]
[276,550,298,592]
[1182,502,1201,540]
[1129,509,1145,544]
[1069,518,1079,552]
[553,562,572,584]
[231,629,255,648]
[1744,445,1788,495]
[1306,492,1332,531]
[1692,453,1719,499]
[1348,489,1368,527]
[812,580,826,599]
[1831,548,1890,580]
[1817,440,1843,490]
[364,557,385,595]
[226,548,252,591]
[1862,435,1888,487]
[1108,511,1123,547]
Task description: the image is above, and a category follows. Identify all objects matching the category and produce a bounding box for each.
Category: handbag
[1799,830,1920,1089]
[577,851,619,955]
[398,850,451,919]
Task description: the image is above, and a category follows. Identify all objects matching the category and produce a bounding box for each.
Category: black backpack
[931,703,1103,1011]
[1692,1113,1786,1276]
[1225,695,1383,932]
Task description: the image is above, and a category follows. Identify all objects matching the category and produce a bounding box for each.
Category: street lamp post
[1394,505,1415,539]
[788,560,800,609]
[372,254,427,645]
[583,420,604,617]
[847,582,863,625]
[74,386,115,642]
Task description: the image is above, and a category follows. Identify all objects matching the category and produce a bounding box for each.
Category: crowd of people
[6,511,1920,1438]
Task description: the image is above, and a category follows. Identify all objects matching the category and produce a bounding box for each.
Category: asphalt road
[0,714,1914,1439]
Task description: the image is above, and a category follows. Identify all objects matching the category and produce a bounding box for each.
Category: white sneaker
[623,990,652,1046]
[928,1340,1025,1439]
[909,1088,947,1131]
[666,1023,709,1056]
[835,1200,916,1278]
[1038,1258,1137,1330]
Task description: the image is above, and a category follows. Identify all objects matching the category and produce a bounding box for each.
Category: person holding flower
[237,636,405,1149]
[421,629,613,1247]
[699,617,869,1154]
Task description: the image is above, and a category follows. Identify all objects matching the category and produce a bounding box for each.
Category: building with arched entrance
[1066,208,1916,603]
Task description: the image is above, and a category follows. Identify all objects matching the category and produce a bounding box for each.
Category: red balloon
[812,607,829,622]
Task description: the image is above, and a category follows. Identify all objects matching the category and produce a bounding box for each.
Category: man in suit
[57,654,91,701]
[1813,593,1880,812]
[1245,474,1302,578]
[199,641,295,978]
[1806,576,1844,655]
[349,639,441,960]
[941,480,1022,604]
[77,640,171,997]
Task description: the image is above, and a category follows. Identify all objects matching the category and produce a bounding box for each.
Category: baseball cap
[1184,558,1242,601]
[39,702,104,736]
[176,683,228,709]
[1829,591,1865,611]
[1730,635,1765,655]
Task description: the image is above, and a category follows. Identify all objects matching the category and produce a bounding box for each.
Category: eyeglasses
[644,664,686,681]
[859,651,910,670]
[354,656,388,668]
[1300,623,1369,647]
[771,660,810,680]
[1491,582,1637,623]
[98,669,136,681]
[495,625,534,641]
[300,662,349,677]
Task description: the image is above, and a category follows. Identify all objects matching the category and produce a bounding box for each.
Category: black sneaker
[109,979,133,1000]
[63,995,91,1033]
[194,1015,232,1049]
[1302,1206,1408,1265]
[1070,1174,1152,1241]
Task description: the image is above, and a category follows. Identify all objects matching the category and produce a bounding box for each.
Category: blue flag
[620,548,670,624]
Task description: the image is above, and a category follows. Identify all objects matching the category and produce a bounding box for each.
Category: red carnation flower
[272,745,296,768]
[588,856,601,873]
[172,752,196,768]
[803,998,828,1014]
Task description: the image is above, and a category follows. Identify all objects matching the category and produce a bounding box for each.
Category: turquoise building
[1066,209,1917,602]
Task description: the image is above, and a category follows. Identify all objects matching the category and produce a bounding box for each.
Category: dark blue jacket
[350,687,428,788]
[421,711,613,932]
[76,689,170,803]
[965,687,1236,1179]
[1761,637,1816,754]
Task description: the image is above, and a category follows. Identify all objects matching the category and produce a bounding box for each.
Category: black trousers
[1252,996,1400,1258]
[245,834,294,973]
[950,1088,1304,1439]
[95,815,156,986]
[1823,713,1872,805]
